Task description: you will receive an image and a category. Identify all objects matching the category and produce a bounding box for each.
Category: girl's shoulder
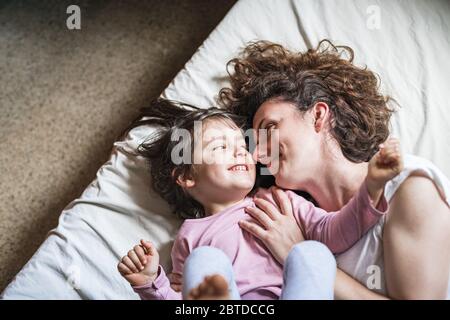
[254,186,300,203]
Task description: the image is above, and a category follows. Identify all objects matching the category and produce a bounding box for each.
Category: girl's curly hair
[219,39,394,162]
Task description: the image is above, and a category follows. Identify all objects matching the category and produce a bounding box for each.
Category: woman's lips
[267,153,282,169]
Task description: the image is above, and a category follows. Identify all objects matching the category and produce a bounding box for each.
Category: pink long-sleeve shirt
[133,182,388,300]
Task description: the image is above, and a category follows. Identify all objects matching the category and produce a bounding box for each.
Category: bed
[2,0,449,299]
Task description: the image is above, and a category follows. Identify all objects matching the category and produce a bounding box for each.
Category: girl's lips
[228,164,249,171]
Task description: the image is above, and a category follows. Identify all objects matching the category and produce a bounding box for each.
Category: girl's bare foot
[188,274,230,300]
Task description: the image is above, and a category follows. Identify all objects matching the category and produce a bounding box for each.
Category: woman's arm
[335,268,388,300]
[383,176,450,299]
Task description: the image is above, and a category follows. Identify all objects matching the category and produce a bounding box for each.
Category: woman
[219,40,450,299]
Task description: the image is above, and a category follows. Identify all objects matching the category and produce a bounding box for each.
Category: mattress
[2,0,449,299]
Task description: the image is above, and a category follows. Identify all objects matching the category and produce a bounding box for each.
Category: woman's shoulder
[398,154,448,180]
[385,154,450,204]
[403,154,439,168]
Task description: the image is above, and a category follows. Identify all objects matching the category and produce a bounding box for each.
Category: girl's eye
[213,145,226,151]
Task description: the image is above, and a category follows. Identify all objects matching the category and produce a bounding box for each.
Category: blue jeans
[182,241,336,300]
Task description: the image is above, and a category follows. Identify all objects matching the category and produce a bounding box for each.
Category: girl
[117,99,401,300]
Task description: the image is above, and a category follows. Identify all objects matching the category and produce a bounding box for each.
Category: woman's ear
[173,169,196,189]
[312,102,330,133]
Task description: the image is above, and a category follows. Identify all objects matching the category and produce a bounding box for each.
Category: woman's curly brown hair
[219,39,395,162]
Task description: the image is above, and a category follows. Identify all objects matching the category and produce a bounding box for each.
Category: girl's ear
[173,168,196,189]
[312,102,330,133]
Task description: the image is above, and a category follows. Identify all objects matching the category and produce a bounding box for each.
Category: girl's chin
[236,182,255,190]
[233,181,255,191]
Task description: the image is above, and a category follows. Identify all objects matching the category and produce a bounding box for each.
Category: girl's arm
[245,183,388,255]
[293,180,388,254]
[133,265,182,300]
[299,140,403,253]
[243,140,402,255]
[239,188,390,299]
[117,239,182,300]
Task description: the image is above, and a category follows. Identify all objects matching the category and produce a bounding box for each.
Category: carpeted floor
[0,0,236,292]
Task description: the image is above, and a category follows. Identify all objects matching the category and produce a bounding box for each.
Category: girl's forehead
[201,118,243,140]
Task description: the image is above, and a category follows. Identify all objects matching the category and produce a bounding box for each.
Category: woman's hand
[239,187,305,265]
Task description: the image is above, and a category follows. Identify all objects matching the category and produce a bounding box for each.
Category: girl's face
[189,118,256,203]
[252,99,322,189]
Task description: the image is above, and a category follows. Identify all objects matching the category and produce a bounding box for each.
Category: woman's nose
[254,144,272,165]
[253,144,269,163]
[252,146,259,162]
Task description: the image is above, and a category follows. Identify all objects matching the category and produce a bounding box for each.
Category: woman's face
[252,99,321,189]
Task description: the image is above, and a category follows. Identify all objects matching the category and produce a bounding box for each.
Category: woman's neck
[304,157,368,212]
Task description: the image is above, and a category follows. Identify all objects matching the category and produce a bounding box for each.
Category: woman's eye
[265,123,276,136]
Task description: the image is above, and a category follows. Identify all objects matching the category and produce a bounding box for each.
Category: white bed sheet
[2,0,449,299]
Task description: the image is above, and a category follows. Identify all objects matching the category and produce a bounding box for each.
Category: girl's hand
[117,239,159,287]
[168,272,183,292]
[239,187,305,265]
[367,138,403,191]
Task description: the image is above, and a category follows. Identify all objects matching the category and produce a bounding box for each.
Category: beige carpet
[0,0,236,292]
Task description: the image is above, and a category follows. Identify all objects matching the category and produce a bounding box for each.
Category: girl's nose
[235,151,244,159]
[235,145,247,158]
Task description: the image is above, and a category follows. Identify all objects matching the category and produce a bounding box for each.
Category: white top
[337,154,450,298]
